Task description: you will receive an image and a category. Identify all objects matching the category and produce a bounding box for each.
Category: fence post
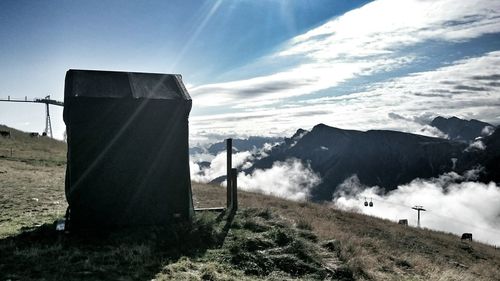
[226,138,232,209]
[231,168,238,212]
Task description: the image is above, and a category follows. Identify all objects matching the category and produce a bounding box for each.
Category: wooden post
[231,168,238,212]
[226,138,232,209]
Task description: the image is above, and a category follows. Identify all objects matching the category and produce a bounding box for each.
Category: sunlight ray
[167,0,224,72]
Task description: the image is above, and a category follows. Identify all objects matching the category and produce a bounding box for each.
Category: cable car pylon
[412,205,426,228]
[44,100,52,138]
[0,95,64,138]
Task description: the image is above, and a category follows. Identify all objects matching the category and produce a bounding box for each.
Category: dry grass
[0,158,66,237]
[192,183,500,280]
[0,125,67,238]
[0,124,66,162]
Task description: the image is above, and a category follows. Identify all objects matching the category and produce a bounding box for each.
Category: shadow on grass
[217,209,235,247]
[0,211,231,281]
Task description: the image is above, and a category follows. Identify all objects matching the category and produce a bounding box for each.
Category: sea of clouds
[191,140,500,246]
[190,143,321,201]
[332,171,500,246]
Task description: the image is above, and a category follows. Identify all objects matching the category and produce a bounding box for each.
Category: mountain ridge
[251,121,497,201]
[430,116,495,142]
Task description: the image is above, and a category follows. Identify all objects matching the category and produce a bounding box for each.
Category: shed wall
[64,70,193,228]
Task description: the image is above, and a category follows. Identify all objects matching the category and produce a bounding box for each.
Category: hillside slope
[0,124,66,162]
[1,125,499,280]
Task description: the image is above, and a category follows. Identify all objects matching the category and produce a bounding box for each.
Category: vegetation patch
[222,208,330,279]
[0,206,336,280]
[0,213,223,280]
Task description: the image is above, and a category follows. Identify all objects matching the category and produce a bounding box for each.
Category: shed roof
[65,69,191,100]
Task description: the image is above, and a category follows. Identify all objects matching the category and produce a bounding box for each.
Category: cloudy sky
[0,0,499,143]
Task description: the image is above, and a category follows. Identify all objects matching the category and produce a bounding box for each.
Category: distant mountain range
[249,117,499,201]
[430,116,495,142]
[191,116,499,201]
[190,136,283,155]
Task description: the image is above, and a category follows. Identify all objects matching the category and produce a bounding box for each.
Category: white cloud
[189,0,500,140]
[418,125,448,139]
[190,145,321,201]
[236,159,321,201]
[190,50,500,141]
[189,152,215,163]
[190,150,254,183]
[190,0,500,107]
[190,57,414,107]
[465,140,486,151]
[481,125,496,136]
[284,0,500,58]
[332,172,500,246]
[190,142,278,182]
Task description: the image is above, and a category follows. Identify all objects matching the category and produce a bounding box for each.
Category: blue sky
[0,0,499,143]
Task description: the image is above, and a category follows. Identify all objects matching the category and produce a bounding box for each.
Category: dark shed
[64,69,193,228]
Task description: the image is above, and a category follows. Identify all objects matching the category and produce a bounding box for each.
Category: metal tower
[412,206,426,228]
[0,95,64,138]
[44,98,53,138]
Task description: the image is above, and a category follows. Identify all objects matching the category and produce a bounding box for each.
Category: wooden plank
[194,207,226,212]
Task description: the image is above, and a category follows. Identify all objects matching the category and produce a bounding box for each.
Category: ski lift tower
[412,206,426,228]
[0,95,64,138]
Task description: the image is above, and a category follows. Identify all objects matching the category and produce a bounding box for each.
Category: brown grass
[192,183,500,280]
[0,125,67,238]
[0,124,66,162]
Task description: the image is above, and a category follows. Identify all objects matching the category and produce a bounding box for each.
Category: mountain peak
[430,116,494,142]
[291,128,308,139]
[312,123,333,131]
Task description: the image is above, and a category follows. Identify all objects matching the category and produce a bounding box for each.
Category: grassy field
[1,125,499,280]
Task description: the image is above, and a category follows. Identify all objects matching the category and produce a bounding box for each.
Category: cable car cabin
[364,197,374,207]
[64,69,194,229]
